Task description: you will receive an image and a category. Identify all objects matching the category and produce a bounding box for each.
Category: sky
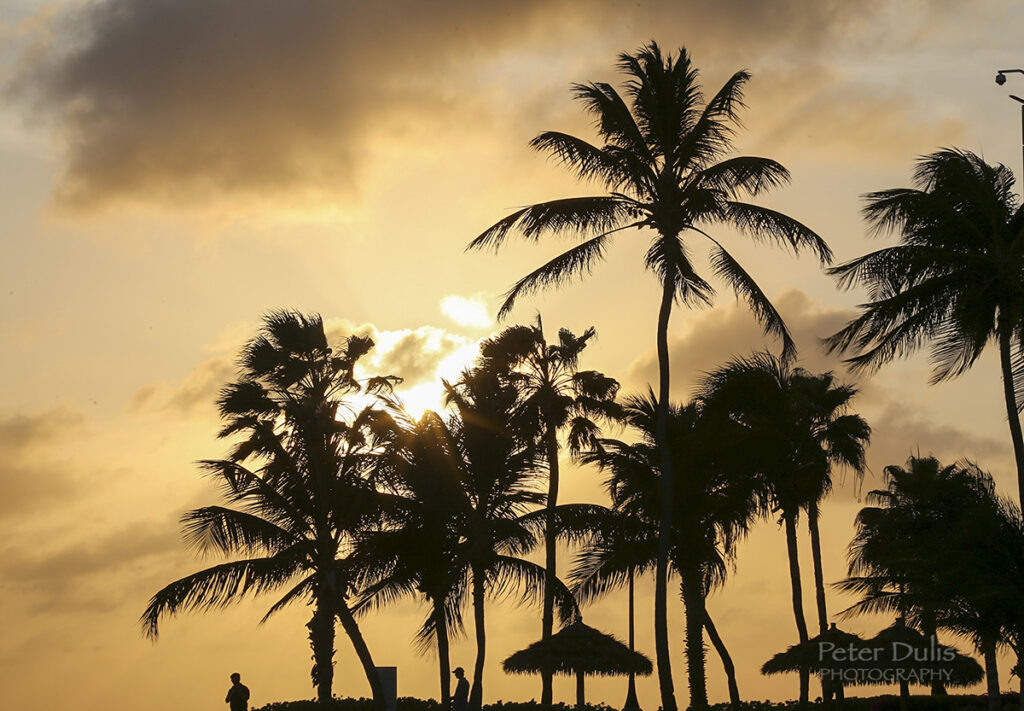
[2,1,1024,709]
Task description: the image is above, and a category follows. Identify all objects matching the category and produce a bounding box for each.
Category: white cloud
[440,294,493,329]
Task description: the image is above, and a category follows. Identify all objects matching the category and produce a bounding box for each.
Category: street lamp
[996,69,1024,187]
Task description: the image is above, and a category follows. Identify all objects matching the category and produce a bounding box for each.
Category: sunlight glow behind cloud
[440,294,493,329]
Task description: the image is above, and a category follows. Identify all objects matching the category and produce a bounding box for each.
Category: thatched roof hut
[503,619,652,710]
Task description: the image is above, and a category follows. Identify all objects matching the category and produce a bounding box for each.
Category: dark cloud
[7,0,948,211]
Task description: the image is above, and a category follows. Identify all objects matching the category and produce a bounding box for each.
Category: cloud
[0,519,182,614]
[0,409,87,519]
[133,317,481,417]
[7,0,971,212]
[131,354,237,417]
[623,289,860,398]
[0,408,83,453]
[854,403,1015,497]
[440,294,493,329]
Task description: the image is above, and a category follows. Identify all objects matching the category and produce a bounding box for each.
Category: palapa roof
[762,623,866,675]
[762,620,983,688]
[502,620,653,677]
[863,620,983,688]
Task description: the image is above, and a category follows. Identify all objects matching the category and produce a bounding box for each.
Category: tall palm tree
[469,42,829,711]
[479,316,621,706]
[574,391,762,707]
[825,149,1024,509]
[140,311,399,706]
[355,411,467,711]
[443,366,579,710]
[700,353,870,705]
[838,455,1020,711]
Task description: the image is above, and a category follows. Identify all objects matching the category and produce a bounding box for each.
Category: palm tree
[443,366,579,710]
[838,455,1021,711]
[574,391,762,707]
[825,149,1024,509]
[700,353,870,705]
[479,316,621,706]
[355,411,468,711]
[140,311,399,706]
[469,42,829,711]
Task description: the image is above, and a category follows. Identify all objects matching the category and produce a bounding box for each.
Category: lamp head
[997,72,1007,85]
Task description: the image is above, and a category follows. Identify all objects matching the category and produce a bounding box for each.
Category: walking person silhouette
[452,667,469,711]
[226,672,250,711]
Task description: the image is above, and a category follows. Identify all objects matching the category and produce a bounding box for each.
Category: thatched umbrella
[503,619,653,710]
[762,620,982,705]
[762,622,866,702]
[865,619,983,696]
[762,623,867,677]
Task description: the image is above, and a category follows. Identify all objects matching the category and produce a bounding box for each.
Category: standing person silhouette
[226,672,250,711]
[452,667,469,711]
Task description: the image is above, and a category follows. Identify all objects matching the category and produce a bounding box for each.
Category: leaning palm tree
[700,353,870,705]
[574,391,762,707]
[469,42,829,711]
[826,149,1024,509]
[479,316,621,706]
[140,311,400,706]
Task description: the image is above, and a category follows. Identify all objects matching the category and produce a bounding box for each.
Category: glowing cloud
[440,294,493,329]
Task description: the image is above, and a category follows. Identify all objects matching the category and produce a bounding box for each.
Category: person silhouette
[452,667,469,711]
[226,672,250,711]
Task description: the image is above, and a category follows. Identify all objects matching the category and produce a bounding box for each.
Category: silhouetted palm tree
[700,353,870,705]
[574,391,761,706]
[479,316,621,706]
[444,366,579,710]
[140,311,400,706]
[826,149,1024,509]
[838,455,1022,711]
[469,42,829,711]
[355,411,467,711]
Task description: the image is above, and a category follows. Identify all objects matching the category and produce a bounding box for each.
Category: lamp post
[996,69,1024,189]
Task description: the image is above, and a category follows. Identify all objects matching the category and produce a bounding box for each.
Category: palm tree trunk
[784,513,811,706]
[998,325,1024,509]
[624,569,640,711]
[308,595,336,704]
[704,610,740,706]
[576,670,586,711]
[983,639,1001,711]
[679,565,709,709]
[435,597,452,711]
[918,613,947,696]
[654,275,678,711]
[807,502,828,634]
[470,564,486,711]
[807,501,838,702]
[542,426,560,707]
[337,600,384,710]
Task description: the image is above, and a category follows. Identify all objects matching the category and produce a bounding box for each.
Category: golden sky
[2,1,1024,709]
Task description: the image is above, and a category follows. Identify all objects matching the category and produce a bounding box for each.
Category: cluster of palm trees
[141,40,1024,711]
[140,309,868,711]
[838,455,1024,711]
